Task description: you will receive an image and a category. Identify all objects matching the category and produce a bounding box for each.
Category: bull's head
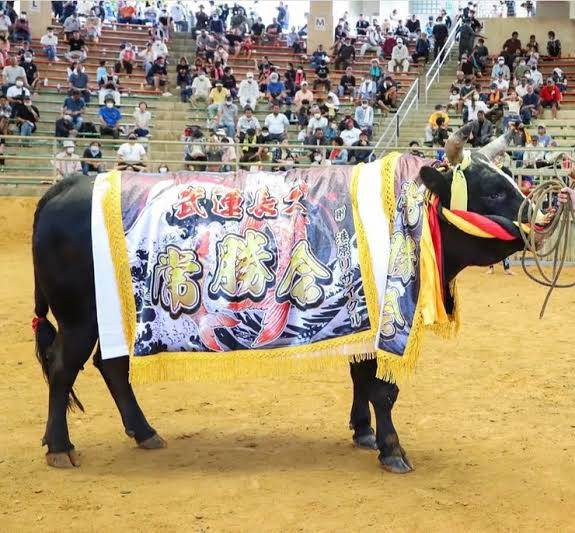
[418,123,528,280]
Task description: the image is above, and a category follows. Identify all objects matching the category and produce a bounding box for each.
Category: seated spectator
[0,8,11,36]
[147,57,171,96]
[520,83,540,125]
[525,34,538,54]
[306,106,328,134]
[264,103,290,141]
[20,53,38,93]
[491,56,510,81]
[237,106,260,135]
[214,44,229,66]
[287,26,303,55]
[354,99,374,137]
[470,110,493,147]
[238,71,259,110]
[208,81,230,118]
[334,38,355,71]
[360,24,382,57]
[69,63,90,104]
[529,64,543,89]
[324,120,338,142]
[502,88,521,130]
[367,60,382,84]
[99,97,122,138]
[540,78,561,119]
[547,31,561,58]
[210,60,225,83]
[340,119,361,146]
[11,13,30,43]
[337,67,355,100]
[356,13,370,36]
[523,134,546,168]
[351,130,373,163]
[502,31,522,66]
[311,44,328,69]
[115,43,135,77]
[464,92,490,122]
[6,76,30,106]
[552,67,568,93]
[357,77,377,103]
[133,101,151,138]
[209,13,225,35]
[293,81,314,110]
[151,38,169,61]
[473,38,489,71]
[118,1,138,24]
[85,8,102,43]
[310,149,329,166]
[54,112,77,138]
[63,90,85,130]
[191,70,212,106]
[406,14,421,38]
[305,127,328,155]
[139,43,155,76]
[515,77,529,98]
[63,12,81,38]
[98,81,121,106]
[458,77,475,112]
[446,87,460,113]
[382,32,397,58]
[376,76,397,112]
[238,128,260,164]
[66,31,88,63]
[251,16,265,43]
[52,140,81,179]
[222,66,237,98]
[314,59,330,91]
[176,56,190,88]
[184,129,208,171]
[2,57,26,94]
[216,95,238,138]
[494,72,510,96]
[388,38,410,73]
[412,32,430,64]
[266,72,286,102]
[425,104,448,144]
[329,137,348,165]
[117,133,147,171]
[40,28,59,62]
[297,99,311,127]
[82,141,105,175]
[237,33,254,59]
[536,124,552,147]
[14,95,38,143]
[514,58,529,83]
[451,70,466,93]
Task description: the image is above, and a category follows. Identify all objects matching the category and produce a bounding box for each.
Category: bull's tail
[33,184,84,412]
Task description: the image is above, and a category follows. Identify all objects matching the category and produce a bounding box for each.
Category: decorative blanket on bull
[92,155,459,384]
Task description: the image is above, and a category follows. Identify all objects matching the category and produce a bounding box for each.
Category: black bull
[32,153,528,471]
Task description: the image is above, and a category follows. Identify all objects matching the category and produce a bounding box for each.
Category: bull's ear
[420,166,451,205]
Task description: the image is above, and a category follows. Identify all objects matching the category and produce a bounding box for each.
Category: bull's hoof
[379,451,413,474]
[46,449,81,468]
[353,430,378,450]
[138,433,167,450]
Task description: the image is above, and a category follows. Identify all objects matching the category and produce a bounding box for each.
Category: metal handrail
[372,78,419,154]
[424,17,462,103]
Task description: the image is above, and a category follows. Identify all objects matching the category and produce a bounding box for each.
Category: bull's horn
[445,122,474,166]
[478,130,513,160]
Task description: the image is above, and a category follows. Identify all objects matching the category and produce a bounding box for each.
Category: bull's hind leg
[349,361,377,449]
[93,350,166,449]
[44,323,97,468]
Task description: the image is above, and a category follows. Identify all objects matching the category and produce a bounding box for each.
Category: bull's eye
[488,191,505,201]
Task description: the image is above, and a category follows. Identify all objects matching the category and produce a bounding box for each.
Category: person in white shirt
[6,78,30,104]
[529,65,543,88]
[151,38,168,61]
[133,101,151,137]
[293,81,315,111]
[340,119,362,146]
[237,72,260,110]
[465,95,489,121]
[52,140,82,181]
[515,78,529,98]
[388,38,410,73]
[326,91,340,107]
[264,103,290,141]
[0,10,11,33]
[41,28,59,62]
[117,133,147,171]
[170,0,188,32]
[236,106,261,135]
[191,71,212,105]
[494,73,509,96]
[360,25,382,56]
[354,100,374,135]
[306,107,328,134]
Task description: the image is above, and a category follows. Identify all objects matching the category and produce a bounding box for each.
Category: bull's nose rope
[518,162,575,318]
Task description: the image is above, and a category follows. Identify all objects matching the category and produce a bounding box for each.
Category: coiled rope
[518,156,575,318]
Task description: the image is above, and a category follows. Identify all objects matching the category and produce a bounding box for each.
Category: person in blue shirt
[520,83,540,125]
[69,64,91,104]
[266,72,285,103]
[329,137,348,165]
[96,59,107,86]
[99,97,122,138]
[209,13,224,34]
[63,90,85,130]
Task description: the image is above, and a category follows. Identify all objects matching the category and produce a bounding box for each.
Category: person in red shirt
[540,77,561,119]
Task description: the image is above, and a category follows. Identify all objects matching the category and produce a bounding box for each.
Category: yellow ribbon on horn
[450,155,471,211]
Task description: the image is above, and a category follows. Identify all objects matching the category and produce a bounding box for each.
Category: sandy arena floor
[1,197,575,533]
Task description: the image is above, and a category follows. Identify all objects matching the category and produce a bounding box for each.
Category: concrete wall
[307,0,333,52]
[535,1,570,17]
[21,0,52,39]
[481,17,575,55]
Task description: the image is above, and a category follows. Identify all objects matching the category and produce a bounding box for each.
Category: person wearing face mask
[151,38,169,61]
[306,106,327,135]
[69,63,91,104]
[63,89,85,130]
[66,31,88,64]
[514,59,529,83]
[82,141,105,175]
[354,99,374,137]
[115,43,135,77]
[238,72,260,110]
[334,38,355,71]
[99,97,122,139]
[340,119,362,147]
[117,133,147,172]
[158,165,170,174]
[20,52,38,92]
[41,28,59,62]
[6,77,31,106]
[490,56,510,82]
[266,72,285,103]
[529,63,543,89]
[55,112,77,138]
[221,66,237,97]
[191,70,212,106]
[216,95,238,138]
[52,140,81,180]
[2,57,27,94]
[388,38,410,73]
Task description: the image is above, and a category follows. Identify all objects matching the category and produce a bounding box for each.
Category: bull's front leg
[349,359,413,473]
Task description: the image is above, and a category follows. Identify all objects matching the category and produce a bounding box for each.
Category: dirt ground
[1,197,575,533]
